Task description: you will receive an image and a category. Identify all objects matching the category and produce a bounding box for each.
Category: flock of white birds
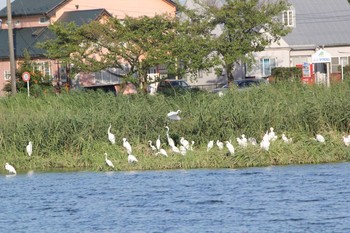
[4,109,350,175]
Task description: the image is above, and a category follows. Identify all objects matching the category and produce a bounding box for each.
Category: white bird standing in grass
[156,148,168,157]
[26,141,33,156]
[237,134,248,147]
[180,137,190,150]
[282,133,292,144]
[171,145,181,154]
[128,154,138,163]
[268,127,278,141]
[179,145,187,156]
[189,141,195,151]
[315,134,325,143]
[260,137,270,151]
[207,140,214,152]
[108,124,116,144]
[343,135,350,146]
[123,138,132,154]
[263,131,270,142]
[216,140,224,150]
[5,163,17,175]
[167,110,181,121]
[148,140,157,151]
[225,141,235,155]
[104,153,114,168]
[165,126,175,148]
[156,135,161,151]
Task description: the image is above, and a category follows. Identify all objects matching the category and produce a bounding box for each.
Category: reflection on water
[1,163,350,233]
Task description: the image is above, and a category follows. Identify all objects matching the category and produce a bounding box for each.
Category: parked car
[212,79,267,95]
[157,79,197,94]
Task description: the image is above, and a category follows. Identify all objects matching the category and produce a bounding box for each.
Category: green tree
[188,0,291,82]
[40,13,215,89]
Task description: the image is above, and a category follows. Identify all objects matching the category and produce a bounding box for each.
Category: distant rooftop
[0,0,67,17]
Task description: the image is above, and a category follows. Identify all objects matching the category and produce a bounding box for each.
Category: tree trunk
[226,63,234,84]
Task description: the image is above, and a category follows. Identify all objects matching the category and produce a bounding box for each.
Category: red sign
[22,72,31,82]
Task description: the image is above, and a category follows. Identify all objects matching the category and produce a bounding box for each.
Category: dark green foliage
[271,67,302,82]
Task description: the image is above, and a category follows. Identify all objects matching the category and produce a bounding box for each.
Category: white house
[183,0,350,87]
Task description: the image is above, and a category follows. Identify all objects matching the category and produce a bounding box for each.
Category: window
[331,56,350,73]
[260,58,276,77]
[34,62,51,77]
[282,9,295,27]
[4,71,11,81]
[291,56,309,66]
[39,17,50,24]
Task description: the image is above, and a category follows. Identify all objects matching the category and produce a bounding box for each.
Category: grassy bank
[1,81,350,173]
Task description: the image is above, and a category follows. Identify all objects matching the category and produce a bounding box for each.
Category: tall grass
[1,81,350,172]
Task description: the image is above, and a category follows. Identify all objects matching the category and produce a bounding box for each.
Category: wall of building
[51,0,176,22]
[0,60,10,96]
[0,15,49,29]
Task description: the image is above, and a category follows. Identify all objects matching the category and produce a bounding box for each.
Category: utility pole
[7,0,17,95]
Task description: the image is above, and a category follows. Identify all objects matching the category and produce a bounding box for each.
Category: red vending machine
[297,63,315,84]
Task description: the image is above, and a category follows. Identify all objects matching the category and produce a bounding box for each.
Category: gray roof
[0,0,67,17]
[284,0,350,47]
[0,27,54,59]
[58,9,110,27]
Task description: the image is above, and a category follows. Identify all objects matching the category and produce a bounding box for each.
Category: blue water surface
[1,163,350,233]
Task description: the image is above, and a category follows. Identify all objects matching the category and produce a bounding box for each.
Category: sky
[0,0,9,11]
[0,0,13,10]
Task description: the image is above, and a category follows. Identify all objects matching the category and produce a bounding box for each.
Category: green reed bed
[1,81,350,172]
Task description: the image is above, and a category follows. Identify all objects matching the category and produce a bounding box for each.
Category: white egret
[165,126,175,148]
[282,133,292,144]
[216,140,224,150]
[268,127,278,141]
[26,141,33,156]
[148,140,157,151]
[263,131,270,142]
[167,110,181,121]
[207,140,214,152]
[225,141,235,155]
[171,145,181,154]
[343,135,350,146]
[260,138,270,151]
[179,146,187,156]
[156,148,168,157]
[5,163,17,175]
[241,134,248,147]
[123,138,132,154]
[104,153,114,168]
[156,135,161,151]
[316,134,325,143]
[189,141,195,151]
[128,154,138,163]
[237,134,248,147]
[180,137,190,150]
[108,124,116,144]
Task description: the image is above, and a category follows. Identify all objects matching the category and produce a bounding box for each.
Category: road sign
[22,72,31,82]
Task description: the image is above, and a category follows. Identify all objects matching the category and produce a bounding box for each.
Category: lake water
[1,163,350,233]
